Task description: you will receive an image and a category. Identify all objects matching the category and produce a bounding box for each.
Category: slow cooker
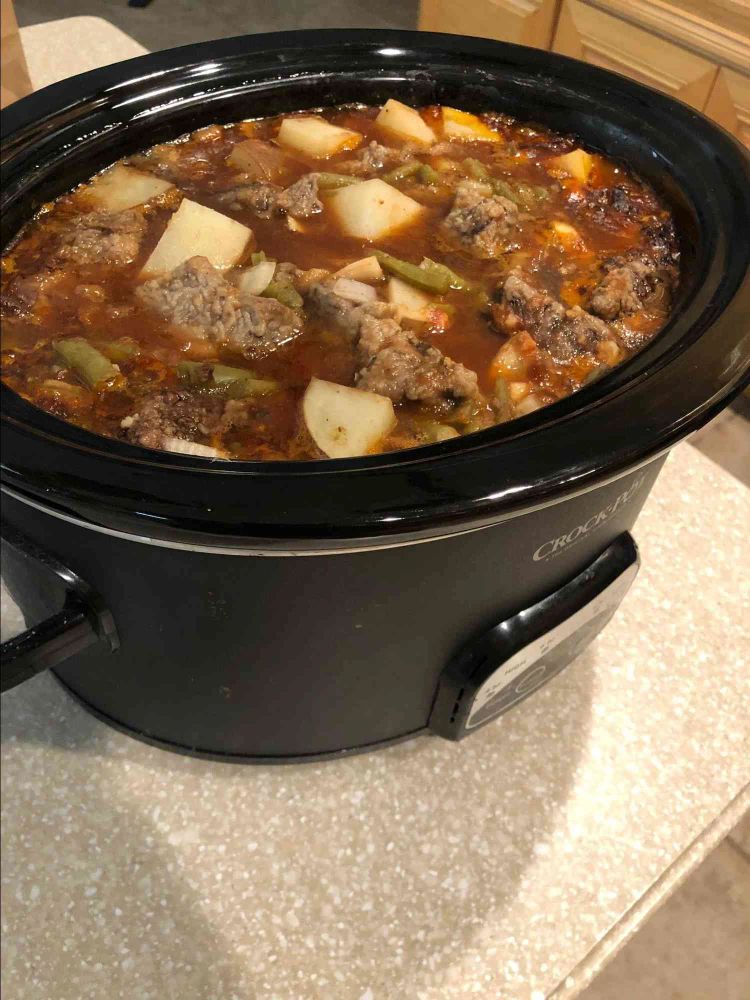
[2,30,749,762]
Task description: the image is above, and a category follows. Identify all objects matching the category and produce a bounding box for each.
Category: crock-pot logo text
[532,476,646,562]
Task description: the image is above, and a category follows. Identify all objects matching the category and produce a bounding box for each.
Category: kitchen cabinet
[419,0,560,50]
[417,0,750,145]
[553,0,719,111]
[704,66,750,145]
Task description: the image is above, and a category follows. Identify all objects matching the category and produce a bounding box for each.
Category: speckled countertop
[3,437,749,1000]
[3,20,750,1000]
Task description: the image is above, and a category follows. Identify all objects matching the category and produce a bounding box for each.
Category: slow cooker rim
[1,29,749,545]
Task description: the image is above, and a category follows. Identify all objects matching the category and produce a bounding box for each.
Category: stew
[0,101,679,460]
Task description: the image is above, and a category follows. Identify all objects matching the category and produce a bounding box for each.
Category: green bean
[211,364,256,386]
[178,361,278,396]
[462,157,490,181]
[227,377,279,399]
[418,164,439,185]
[54,338,119,389]
[102,337,140,362]
[212,364,278,397]
[262,280,303,311]
[514,183,539,210]
[490,177,520,204]
[316,172,361,190]
[419,258,468,292]
[475,289,491,312]
[373,251,450,293]
[176,360,209,386]
[383,161,422,184]
[419,257,473,292]
[250,251,267,265]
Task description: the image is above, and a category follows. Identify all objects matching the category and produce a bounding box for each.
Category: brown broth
[0,103,678,460]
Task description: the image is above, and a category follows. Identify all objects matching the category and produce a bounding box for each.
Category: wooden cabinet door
[553,0,719,111]
[704,67,750,146]
[419,0,561,51]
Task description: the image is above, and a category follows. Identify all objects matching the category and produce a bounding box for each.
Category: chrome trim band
[2,449,667,556]
[0,485,479,556]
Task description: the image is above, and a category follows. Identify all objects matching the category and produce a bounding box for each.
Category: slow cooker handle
[1,521,119,693]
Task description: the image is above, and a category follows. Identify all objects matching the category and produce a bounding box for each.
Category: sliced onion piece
[163,437,225,459]
[514,393,544,416]
[237,260,276,296]
[332,277,378,304]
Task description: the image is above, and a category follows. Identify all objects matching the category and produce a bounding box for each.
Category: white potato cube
[386,276,432,321]
[551,220,584,247]
[141,199,252,276]
[277,116,362,159]
[334,256,383,282]
[550,149,594,182]
[329,178,423,242]
[303,378,396,458]
[441,107,502,142]
[375,99,436,145]
[84,164,174,213]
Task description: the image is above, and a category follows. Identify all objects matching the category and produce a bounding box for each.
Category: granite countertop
[3,439,748,1000]
[2,19,750,1000]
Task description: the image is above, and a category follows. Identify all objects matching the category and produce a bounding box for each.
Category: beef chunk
[54,210,146,266]
[219,181,280,218]
[497,273,617,362]
[307,281,397,338]
[277,174,322,218]
[220,173,321,219]
[610,186,635,214]
[137,256,301,357]
[1,269,64,318]
[338,141,416,176]
[274,261,330,292]
[357,314,479,405]
[589,252,677,321]
[1,210,145,317]
[123,389,224,450]
[641,220,680,267]
[359,141,392,171]
[590,259,655,321]
[307,281,479,406]
[443,181,518,258]
[579,185,640,223]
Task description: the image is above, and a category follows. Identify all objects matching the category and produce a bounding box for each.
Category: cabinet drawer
[704,67,750,146]
[553,0,719,110]
[419,0,560,50]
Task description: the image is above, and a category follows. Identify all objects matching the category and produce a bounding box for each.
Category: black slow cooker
[2,30,749,761]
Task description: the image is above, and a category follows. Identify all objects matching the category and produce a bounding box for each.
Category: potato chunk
[441,107,502,142]
[303,378,396,458]
[375,99,436,145]
[84,164,174,213]
[277,116,362,159]
[386,276,432,321]
[334,256,383,281]
[329,178,423,242]
[550,148,594,182]
[551,220,584,247]
[141,199,252,276]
